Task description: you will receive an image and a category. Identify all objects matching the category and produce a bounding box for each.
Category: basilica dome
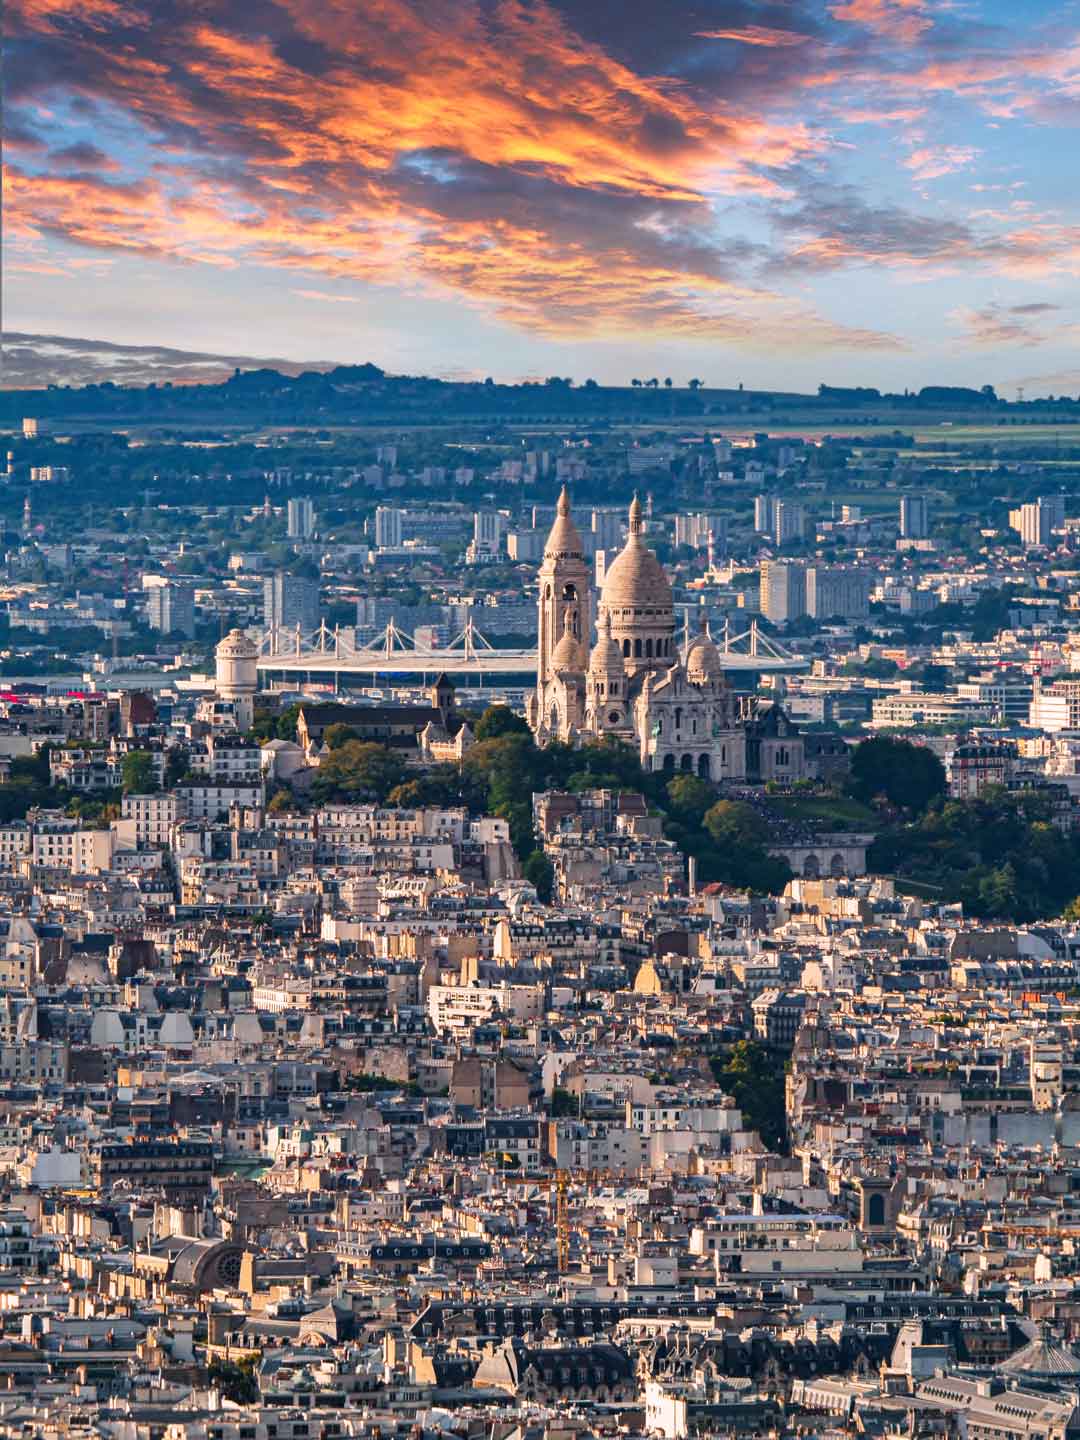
[686,625,724,685]
[599,496,673,613]
[550,619,587,676]
[589,612,624,674]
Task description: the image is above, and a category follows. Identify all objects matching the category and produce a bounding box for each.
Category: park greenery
[710,1041,787,1152]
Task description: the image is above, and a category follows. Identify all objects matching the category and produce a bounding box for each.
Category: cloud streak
[4,0,1079,361]
[949,302,1077,349]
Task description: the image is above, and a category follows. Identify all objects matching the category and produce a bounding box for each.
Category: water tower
[215,628,259,730]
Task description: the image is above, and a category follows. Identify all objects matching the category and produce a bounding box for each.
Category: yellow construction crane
[503,1169,570,1272]
[499,1166,622,1272]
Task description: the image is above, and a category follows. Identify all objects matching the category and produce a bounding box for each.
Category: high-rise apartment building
[146,582,196,639]
[287,497,316,540]
[805,566,871,620]
[1012,495,1065,548]
[374,506,404,549]
[472,510,503,556]
[760,559,807,623]
[675,512,727,550]
[899,493,929,539]
[264,572,319,636]
[754,494,776,535]
[507,530,544,563]
[773,501,806,547]
[591,509,623,553]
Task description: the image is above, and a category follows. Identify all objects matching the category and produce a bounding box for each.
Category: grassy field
[768,794,878,829]
[888,876,946,899]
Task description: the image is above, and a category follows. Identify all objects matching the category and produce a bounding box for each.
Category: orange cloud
[948,303,1076,349]
[905,146,979,182]
[5,0,1074,356]
[696,26,811,47]
[844,106,926,124]
[830,0,931,45]
[5,0,856,344]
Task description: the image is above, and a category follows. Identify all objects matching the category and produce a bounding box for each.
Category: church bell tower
[535,486,591,689]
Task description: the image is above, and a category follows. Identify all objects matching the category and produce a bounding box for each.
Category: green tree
[474,705,532,742]
[550,1086,578,1117]
[666,774,715,826]
[849,735,945,812]
[312,742,407,802]
[711,1040,786,1151]
[323,723,360,750]
[523,849,554,902]
[208,1356,259,1405]
[121,750,156,794]
[165,747,188,788]
[703,800,769,848]
[276,703,303,741]
[665,798,792,895]
[10,746,52,787]
[249,710,278,743]
[464,733,546,858]
[870,789,1080,923]
[978,862,1019,917]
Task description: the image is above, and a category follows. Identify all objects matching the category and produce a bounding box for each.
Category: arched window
[721,745,727,765]
[623,639,631,657]
[867,1193,886,1226]
[634,639,642,658]
[563,583,577,600]
[645,638,653,657]
[662,754,675,774]
[698,754,711,780]
[675,708,682,730]
[680,754,693,772]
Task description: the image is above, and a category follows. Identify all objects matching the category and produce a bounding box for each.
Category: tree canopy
[312,742,407,803]
[711,1041,787,1151]
[665,774,714,826]
[849,735,946,812]
[871,787,1080,922]
[121,750,156,795]
[473,705,532,742]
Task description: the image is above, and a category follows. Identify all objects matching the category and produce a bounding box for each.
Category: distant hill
[2,333,1075,427]
[1,333,339,389]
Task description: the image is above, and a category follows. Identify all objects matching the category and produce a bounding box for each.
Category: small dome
[599,498,672,611]
[686,624,724,684]
[550,614,586,676]
[589,613,624,675]
[544,485,584,560]
[216,628,258,658]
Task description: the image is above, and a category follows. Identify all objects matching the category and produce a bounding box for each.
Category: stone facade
[527,490,784,780]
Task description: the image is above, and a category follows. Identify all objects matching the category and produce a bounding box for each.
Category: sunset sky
[5,0,1080,392]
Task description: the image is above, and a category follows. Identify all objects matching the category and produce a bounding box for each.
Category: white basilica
[526,489,758,780]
